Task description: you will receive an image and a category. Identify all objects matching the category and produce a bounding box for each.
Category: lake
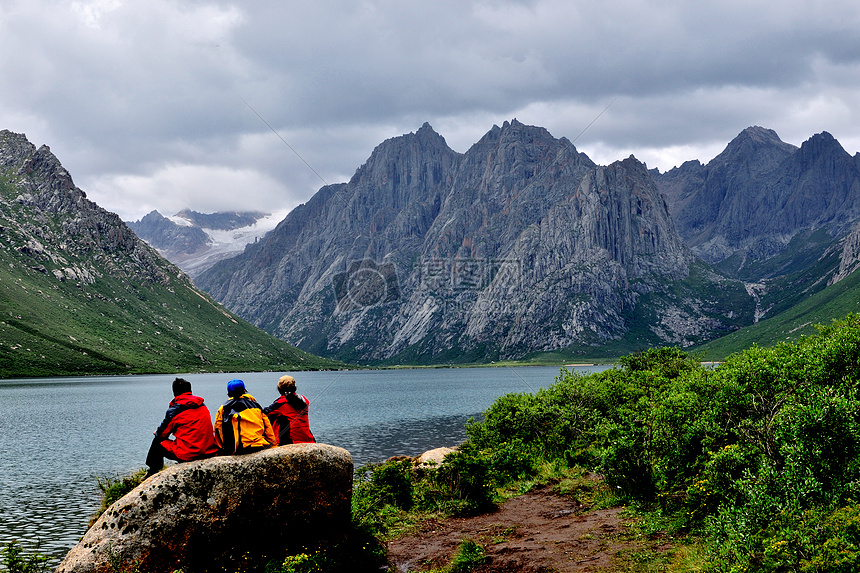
[0,365,607,561]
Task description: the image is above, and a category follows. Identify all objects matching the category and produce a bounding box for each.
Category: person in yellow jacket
[214,379,277,455]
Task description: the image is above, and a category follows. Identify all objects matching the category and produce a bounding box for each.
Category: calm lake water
[0,365,607,562]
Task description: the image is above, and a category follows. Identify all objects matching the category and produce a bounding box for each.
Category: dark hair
[172,377,192,396]
[286,393,307,411]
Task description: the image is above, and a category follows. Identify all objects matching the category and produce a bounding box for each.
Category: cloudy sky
[2,0,859,222]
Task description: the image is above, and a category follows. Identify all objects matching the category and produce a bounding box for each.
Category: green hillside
[0,251,339,377]
[694,263,860,360]
[0,133,342,378]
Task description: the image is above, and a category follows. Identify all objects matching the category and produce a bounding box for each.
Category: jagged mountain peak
[738,125,786,144]
[0,130,38,170]
[173,209,271,231]
[796,130,849,159]
[713,126,798,167]
[469,119,557,150]
[462,119,593,175]
[498,118,552,141]
[373,121,452,152]
[140,209,167,222]
[350,122,458,185]
[415,121,443,140]
[662,159,704,177]
[197,120,732,364]
[1,132,75,194]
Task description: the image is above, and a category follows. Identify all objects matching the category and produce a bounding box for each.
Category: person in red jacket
[145,378,217,477]
[263,375,316,445]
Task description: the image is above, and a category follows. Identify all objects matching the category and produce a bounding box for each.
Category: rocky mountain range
[7,119,859,371]
[196,120,755,364]
[127,209,278,277]
[0,129,335,377]
[654,126,860,280]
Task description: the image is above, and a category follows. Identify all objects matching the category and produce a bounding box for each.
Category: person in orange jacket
[214,379,276,455]
[145,378,217,478]
[263,375,316,445]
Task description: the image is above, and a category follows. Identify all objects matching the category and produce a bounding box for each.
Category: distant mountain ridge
[7,119,860,371]
[654,126,860,279]
[0,129,337,377]
[127,209,278,277]
[197,120,752,363]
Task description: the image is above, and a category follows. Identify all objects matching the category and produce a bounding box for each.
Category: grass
[90,468,148,526]
[1,540,50,573]
[694,258,860,359]
[0,230,343,377]
[448,539,487,573]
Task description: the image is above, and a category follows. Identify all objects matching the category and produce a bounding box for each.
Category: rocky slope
[0,129,337,377]
[197,121,750,363]
[655,127,860,279]
[831,223,860,285]
[127,209,278,277]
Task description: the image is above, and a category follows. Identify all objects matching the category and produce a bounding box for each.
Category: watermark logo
[333,259,401,309]
[332,256,522,311]
[418,257,522,292]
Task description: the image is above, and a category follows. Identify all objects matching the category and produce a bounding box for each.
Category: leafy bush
[488,438,537,482]
[367,459,414,510]
[433,445,495,513]
[346,315,860,573]
[0,541,49,573]
[706,504,860,573]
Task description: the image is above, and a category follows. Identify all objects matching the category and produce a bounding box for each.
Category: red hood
[170,392,205,407]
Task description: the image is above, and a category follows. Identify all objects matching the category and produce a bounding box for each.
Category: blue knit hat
[227,379,246,397]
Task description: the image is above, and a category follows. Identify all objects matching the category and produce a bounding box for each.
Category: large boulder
[56,444,353,573]
[416,447,456,467]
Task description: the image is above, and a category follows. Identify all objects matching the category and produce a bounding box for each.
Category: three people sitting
[146,375,314,476]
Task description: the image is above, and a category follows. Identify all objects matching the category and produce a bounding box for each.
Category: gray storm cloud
[1,0,859,220]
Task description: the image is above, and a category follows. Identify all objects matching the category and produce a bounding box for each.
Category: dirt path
[387,484,645,572]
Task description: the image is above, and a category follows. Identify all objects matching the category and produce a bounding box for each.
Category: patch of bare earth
[387,484,650,572]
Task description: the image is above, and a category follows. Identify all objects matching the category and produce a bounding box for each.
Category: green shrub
[700,316,860,570]
[368,459,414,510]
[488,438,537,482]
[0,541,49,573]
[599,420,655,500]
[448,539,487,573]
[433,446,495,513]
[706,504,860,573]
[617,346,703,378]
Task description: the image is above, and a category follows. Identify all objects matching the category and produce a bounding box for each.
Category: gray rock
[55,444,353,573]
[196,120,744,361]
[655,127,860,278]
[416,447,457,467]
[830,222,860,285]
